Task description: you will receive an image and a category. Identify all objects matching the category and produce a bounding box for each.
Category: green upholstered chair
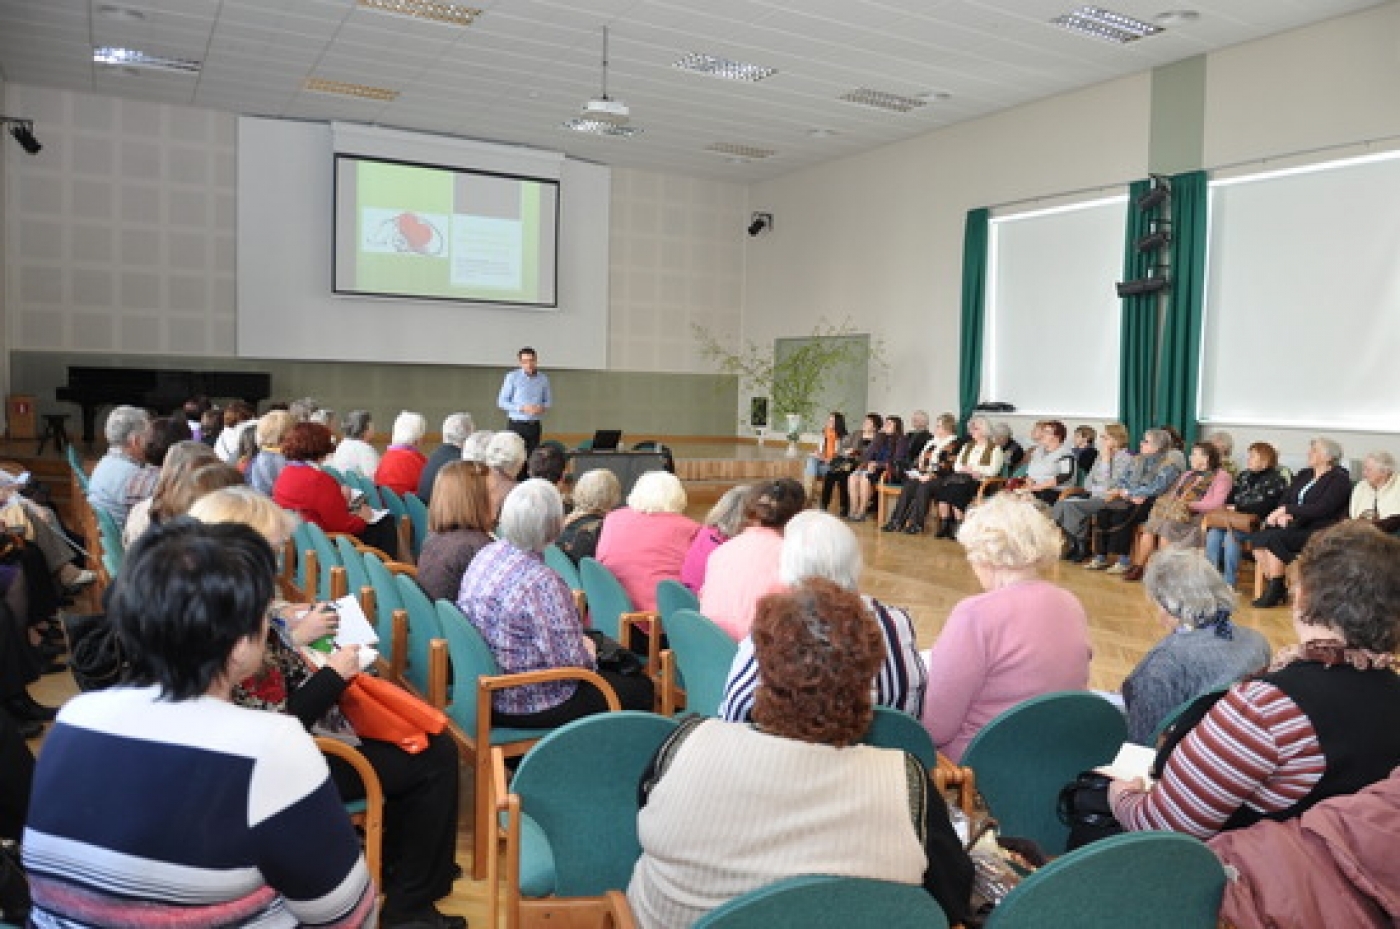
[694,874,949,929]
[657,608,735,717]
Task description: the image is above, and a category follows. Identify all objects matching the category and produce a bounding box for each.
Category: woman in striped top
[1109,521,1400,839]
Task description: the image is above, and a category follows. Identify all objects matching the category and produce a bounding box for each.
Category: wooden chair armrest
[396,515,415,567]
[427,638,449,710]
[314,737,384,884]
[571,589,588,621]
[330,565,348,600]
[303,549,320,601]
[479,667,623,710]
[329,532,401,568]
[619,610,662,674]
[390,608,409,686]
[658,649,679,717]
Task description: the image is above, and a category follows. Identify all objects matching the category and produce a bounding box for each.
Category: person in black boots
[0,599,58,740]
[883,413,961,534]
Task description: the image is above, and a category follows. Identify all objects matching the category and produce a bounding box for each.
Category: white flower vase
[784,414,802,458]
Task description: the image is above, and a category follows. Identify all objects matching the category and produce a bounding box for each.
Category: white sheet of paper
[332,595,379,647]
[1096,742,1157,784]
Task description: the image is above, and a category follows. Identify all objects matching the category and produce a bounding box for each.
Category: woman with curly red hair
[627,578,972,928]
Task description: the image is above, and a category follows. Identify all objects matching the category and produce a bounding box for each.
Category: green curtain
[1118,180,1159,441]
[958,208,990,430]
[1155,170,1208,446]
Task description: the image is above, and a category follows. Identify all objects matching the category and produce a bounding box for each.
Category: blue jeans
[804,456,830,479]
[1205,527,1244,586]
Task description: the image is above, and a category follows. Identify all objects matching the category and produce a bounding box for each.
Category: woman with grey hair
[460,429,494,464]
[596,471,699,612]
[330,409,379,478]
[456,479,654,727]
[86,404,152,525]
[1087,428,1182,571]
[718,510,927,722]
[1349,450,1400,534]
[921,493,1092,761]
[417,412,476,504]
[483,430,527,520]
[375,411,428,496]
[556,468,622,566]
[1245,437,1352,607]
[1121,549,1271,745]
[679,484,749,592]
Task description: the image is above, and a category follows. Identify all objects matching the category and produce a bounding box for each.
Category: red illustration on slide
[367,211,446,256]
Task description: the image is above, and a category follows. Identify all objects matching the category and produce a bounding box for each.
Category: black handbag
[584,630,644,677]
[64,612,129,692]
[1057,770,1124,850]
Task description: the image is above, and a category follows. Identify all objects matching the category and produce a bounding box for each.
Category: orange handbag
[339,674,447,754]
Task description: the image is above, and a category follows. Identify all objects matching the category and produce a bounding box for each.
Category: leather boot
[1252,576,1288,609]
[936,518,954,539]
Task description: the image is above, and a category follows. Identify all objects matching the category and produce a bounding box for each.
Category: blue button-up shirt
[497,368,552,422]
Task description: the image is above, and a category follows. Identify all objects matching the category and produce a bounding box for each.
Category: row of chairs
[320,465,427,564]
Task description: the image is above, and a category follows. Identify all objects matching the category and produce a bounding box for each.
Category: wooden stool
[36,414,70,455]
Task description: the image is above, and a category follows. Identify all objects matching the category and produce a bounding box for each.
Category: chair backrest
[66,445,89,489]
[393,573,445,697]
[94,509,125,574]
[345,470,382,509]
[379,485,407,519]
[961,691,1126,855]
[511,711,678,897]
[435,599,503,740]
[363,552,406,648]
[655,578,699,625]
[403,492,429,559]
[861,706,937,770]
[543,544,582,591]
[291,520,317,597]
[304,521,342,601]
[695,875,948,929]
[321,464,346,483]
[985,831,1225,929]
[578,557,635,640]
[664,609,737,717]
[335,535,373,603]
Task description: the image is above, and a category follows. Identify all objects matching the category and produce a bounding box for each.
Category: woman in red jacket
[273,423,399,556]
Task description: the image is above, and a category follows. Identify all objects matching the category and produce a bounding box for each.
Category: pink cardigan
[921,579,1092,762]
[699,527,785,641]
[595,508,699,612]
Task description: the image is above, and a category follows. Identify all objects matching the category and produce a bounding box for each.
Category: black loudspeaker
[749,397,769,427]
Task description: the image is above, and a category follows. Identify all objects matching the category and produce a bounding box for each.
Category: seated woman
[1245,436,1352,608]
[556,469,622,567]
[700,479,806,641]
[1206,429,1240,479]
[883,412,961,534]
[247,410,295,496]
[1121,549,1271,746]
[920,492,1092,762]
[23,518,375,927]
[457,480,654,726]
[0,468,93,594]
[1018,419,1077,505]
[331,409,380,478]
[595,471,699,613]
[1110,521,1400,839]
[273,422,399,556]
[803,411,848,502]
[719,510,927,722]
[375,411,429,497]
[1204,441,1289,588]
[123,440,219,546]
[1119,440,1232,582]
[679,485,747,593]
[820,413,878,518]
[1087,428,1180,572]
[417,460,495,601]
[847,414,905,522]
[484,431,527,521]
[1350,450,1400,534]
[191,489,463,929]
[932,415,1005,539]
[1052,422,1132,563]
[627,578,973,928]
[120,415,192,515]
[1071,424,1099,476]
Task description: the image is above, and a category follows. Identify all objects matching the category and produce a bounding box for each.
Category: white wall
[1,85,747,376]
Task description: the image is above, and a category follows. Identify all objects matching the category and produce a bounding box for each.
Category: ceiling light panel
[1050,6,1164,43]
[561,118,641,137]
[706,143,776,160]
[358,0,482,27]
[672,52,777,82]
[92,46,202,73]
[838,88,927,113]
[303,78,400,101]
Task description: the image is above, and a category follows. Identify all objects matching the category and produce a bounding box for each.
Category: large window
[984,196,1126,418]
[1202,151,1400,431]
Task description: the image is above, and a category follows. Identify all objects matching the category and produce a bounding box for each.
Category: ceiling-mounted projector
[581,96,630,126]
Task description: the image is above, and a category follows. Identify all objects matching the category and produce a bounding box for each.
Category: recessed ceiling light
[706,142,776,160]
[97,5,146,21]
[1154,10,1200,26]
[916,90,953,102]
[304,77,400,101]
[673,53,777,82]
[839,88,927,113]
[561,118,641,137]
[93,46,202,73]
[358,0,482,27]
[807,128,837,139]
[1051,6,1163,43]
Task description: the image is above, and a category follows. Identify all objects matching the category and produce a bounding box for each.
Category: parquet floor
[26,501,1297,928]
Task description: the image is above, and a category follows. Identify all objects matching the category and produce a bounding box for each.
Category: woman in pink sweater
[921,493,1092,762]
[595,471,699,612]
[699,479,806,641]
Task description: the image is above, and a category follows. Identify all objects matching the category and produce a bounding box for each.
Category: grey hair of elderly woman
[461,430,494,463]
[498,478,564,553]
[571,468,622,516]
[704,485,751,540]
[966,414,992,437]
[958,492,1061,571]
[342,410,372,439]
[391,411,427,446]
[1144,548,1235,628]
[1141,428,1172,454]
[104,404,151,447]
[1311,436,1345,466]
[442,412,475,446]
[778,510,863,591]
[485,431,527,473]
[1365,450,1397,475]
[991,422,1012,442]
[1207,430,1235,458]
[627,471,688,515]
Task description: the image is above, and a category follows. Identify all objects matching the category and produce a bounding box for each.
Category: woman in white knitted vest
[626,578,973,928]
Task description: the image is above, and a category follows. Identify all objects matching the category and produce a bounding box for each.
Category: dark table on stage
[569,451,667,497]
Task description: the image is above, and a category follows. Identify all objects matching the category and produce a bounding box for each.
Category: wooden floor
[18,441,1297,928]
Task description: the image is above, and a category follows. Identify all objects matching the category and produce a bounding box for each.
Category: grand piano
[56,366,272,443]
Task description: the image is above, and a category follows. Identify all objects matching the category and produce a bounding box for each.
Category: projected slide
[334,156,559,306]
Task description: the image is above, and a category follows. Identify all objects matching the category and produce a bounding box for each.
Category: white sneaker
[1105,561,1130,576]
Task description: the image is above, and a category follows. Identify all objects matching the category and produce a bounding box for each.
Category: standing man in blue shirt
[498,346,551,461]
